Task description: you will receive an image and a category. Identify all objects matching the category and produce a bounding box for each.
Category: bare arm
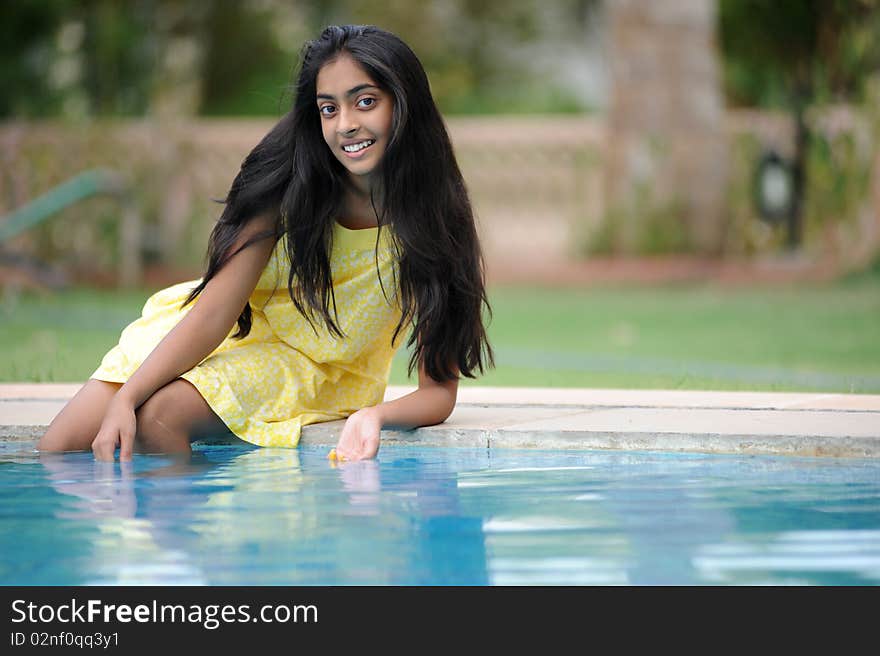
[373,361,458,429]
[117,214,277,409]
[332,361,458,461]
[92,213,277,460]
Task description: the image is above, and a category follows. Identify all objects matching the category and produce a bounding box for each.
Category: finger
[119,460,134,479]
[92,439,111,462]
[91,435,103,458]
[119,431,134,462]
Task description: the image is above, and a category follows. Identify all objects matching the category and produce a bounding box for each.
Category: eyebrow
[316,84,380,101]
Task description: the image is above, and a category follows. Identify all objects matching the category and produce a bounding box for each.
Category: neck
[338,176,380,229]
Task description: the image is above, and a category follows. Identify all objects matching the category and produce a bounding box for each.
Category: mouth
[341,139,376,158]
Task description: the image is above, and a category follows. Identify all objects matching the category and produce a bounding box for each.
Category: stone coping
[2,384,879,458]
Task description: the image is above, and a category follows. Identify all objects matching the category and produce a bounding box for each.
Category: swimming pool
[1,442,878,585]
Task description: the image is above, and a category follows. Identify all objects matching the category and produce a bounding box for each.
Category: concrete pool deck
[1,383,879,458]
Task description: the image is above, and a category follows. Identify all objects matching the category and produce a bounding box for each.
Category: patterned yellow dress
[91,221,404,447]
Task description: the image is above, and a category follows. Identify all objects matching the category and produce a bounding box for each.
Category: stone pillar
[603,0,727,253]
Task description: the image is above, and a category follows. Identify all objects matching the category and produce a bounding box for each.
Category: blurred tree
[721,0,880,107]
[719,0,880,247]
[148,1,210,118]
[200,0,306,116]
[301,0,577,114]
[1,0,601,118]
[1,0,165,118]
[0,0,73,117]
[81,0,157,117]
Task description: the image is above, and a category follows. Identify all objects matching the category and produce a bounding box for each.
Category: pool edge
[3,384,879,458]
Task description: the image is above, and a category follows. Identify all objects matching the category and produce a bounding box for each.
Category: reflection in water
[37,451,229,584]
[451,451,880,585]
[0,444,878,585]
[334,457,489,584]
[9,445,491,585]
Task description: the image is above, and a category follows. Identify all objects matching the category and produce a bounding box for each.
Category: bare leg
[37,379,123,452]
[135,378,232,455]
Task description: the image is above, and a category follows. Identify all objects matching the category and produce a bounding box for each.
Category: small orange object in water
[328,449,338,461]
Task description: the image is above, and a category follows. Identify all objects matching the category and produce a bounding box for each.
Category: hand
[332,407,383,462]
[92,394,137,461]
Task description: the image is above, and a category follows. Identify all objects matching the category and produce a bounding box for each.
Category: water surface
[1,443,878,585]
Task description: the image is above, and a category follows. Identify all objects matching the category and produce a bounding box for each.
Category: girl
[37,24,494,462]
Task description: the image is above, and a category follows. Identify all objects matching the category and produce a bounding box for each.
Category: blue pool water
[1,442,878,585]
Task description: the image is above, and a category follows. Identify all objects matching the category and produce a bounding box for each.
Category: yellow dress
[91,221,404,447]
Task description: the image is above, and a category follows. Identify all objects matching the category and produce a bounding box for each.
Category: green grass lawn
[2,269,879,393]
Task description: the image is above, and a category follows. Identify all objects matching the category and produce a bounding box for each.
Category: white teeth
[343,139,375,153]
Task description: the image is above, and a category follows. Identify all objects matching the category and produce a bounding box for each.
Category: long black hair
[182,24,493,382]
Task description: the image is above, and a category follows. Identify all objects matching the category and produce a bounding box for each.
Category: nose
[337,107,359,137]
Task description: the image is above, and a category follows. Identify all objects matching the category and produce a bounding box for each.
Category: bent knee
[136,399,182,448]
[137,381,192,430]
[36,430,91,453]
[136,379,218,450]
[35,435,61,452]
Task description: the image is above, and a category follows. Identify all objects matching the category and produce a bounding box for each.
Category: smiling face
[316,54,394,189]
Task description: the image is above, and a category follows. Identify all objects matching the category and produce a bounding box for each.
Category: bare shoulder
[234,210,279,248]
[245,210,278,234]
